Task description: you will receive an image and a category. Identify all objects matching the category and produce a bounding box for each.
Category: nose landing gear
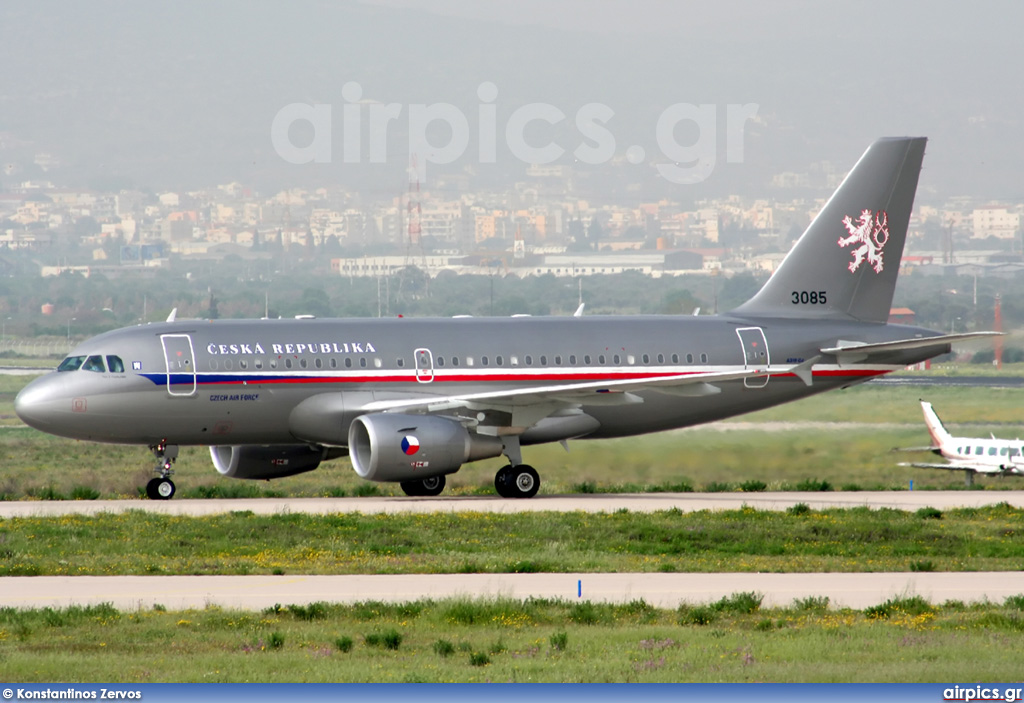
[146,441,178,500]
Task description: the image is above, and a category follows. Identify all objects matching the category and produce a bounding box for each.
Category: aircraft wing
[362,367,774,415]
[899,461,976,471]
[898,461,1016,475]
[822,331,1002,362]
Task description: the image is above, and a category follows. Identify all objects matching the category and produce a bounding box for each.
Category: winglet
[166,308,178,323]
[573,303,585,317]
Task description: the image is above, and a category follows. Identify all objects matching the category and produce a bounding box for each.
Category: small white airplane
[898,400,1024,485]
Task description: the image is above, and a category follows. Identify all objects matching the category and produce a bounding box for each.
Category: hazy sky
[0,0,1020,199]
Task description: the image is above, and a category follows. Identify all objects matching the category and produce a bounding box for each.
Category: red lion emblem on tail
[839,209,889,273]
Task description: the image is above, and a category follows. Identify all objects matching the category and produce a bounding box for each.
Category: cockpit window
[82,355,106,373]
[57,356,86,372]
[106,356,125,373]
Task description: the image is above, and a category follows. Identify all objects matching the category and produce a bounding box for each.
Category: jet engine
[348,413,503,483]
[210,444,328,480]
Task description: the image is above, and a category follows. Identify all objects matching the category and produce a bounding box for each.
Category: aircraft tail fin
[733,137,927,323]
[920,400,952,448]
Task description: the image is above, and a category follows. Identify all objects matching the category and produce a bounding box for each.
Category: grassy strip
[0,423,1017,501]
[2,595,1024,682]
[2,505,1023,576]
[2,382,1022,498]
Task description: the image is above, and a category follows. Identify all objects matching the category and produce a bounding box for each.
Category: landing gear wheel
[495,464,539,498]
[400,475,446,497]
[419,475,445,496]
[146,477,176,500]
[494,465,514,498]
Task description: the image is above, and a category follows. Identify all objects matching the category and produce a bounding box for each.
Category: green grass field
[2,596,1023,682]
[1,505,1022,576]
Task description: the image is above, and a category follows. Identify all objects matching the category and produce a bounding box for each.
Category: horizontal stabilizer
[822,331,1002,361]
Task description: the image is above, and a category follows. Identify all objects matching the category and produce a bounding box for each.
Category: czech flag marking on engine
[401,435,420,455]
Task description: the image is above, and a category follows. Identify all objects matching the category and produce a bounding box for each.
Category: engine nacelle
[349,413,503,482]
[210,444,327,480]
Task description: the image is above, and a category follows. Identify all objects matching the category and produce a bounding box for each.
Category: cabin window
[684,353,692,364]
[525,355,533,366]
[674,354,681,364]
[360,358,367,368]
[465,356,474,366]
[584,355,591,365]
[540,355,547,365]
[255,359,263,370]
[658,353,665,364]
[613,354,620,364]
[1010,448,1021,458]
[285,359,292,369]
[224,359,233,371]
[209,360,218,370]
[598,355,606,364]
[436,357,445,367]
[82,355,106,373]
[700,353,709,364]
[396,358,404,368]
[345,358,352,368]
[569,355,577,365]
[642,354,649,364]
[313,358,321,369]
[989,447,998,456]
[554,355,562,365]
[270,359,278,369]
[299,359,307,369]
[496,355,503,366]
[481,356,489,366]
[58,356,86,372]
[373,358,382,368]
[106,356,125,373]
[330,358,337,369]
[452,356,460,367]
[240,360,248,370]
[1000,447,1008,456]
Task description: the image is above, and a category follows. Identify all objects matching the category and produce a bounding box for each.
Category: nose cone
[15,374,73,434]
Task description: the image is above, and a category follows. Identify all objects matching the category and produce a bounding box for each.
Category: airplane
[897,400,1023,485]
[14,137,1000,500]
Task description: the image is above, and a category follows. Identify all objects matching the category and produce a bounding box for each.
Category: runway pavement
[0,490,1022,518]
[1,572,1020,611]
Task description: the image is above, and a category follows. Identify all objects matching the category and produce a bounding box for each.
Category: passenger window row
[204,352,712,371]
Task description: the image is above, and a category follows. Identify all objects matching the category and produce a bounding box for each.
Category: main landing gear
[494,464,540,498]
[400,475,446,497]
[493,436,541,499]
[146,441,178,500]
